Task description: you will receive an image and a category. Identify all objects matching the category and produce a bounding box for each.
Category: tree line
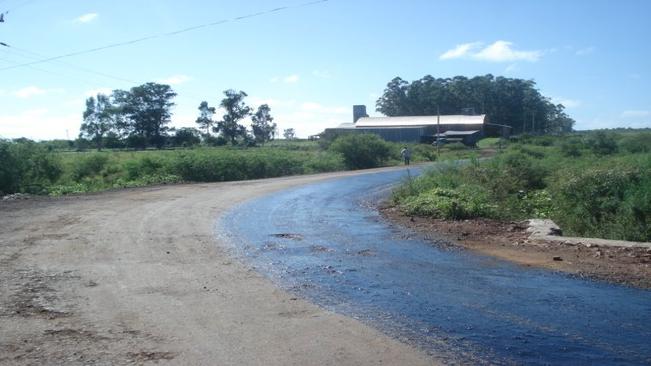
[80,82,282,150]
[375,74,575,134]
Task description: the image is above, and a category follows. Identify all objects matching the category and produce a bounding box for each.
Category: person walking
[400,146,411,165]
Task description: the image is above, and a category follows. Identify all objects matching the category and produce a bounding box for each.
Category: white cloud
[552,97,582,108]
[157,74,191,85]
[270,74,300,84]
[249,97,296,108]
[0,109,80,140]
[312,70,332,79]
[473,41,542,62]
[575,46,595,56]
[300,102,347,114]
[13,86,48,98]
[621,110,650,118]
[74,13,98,23]
[440,40,542,62]
[283,74,299,84]
[439,42,482,60]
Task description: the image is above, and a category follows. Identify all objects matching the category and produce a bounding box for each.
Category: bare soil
[0,168,439,366]
[381,205,651,289]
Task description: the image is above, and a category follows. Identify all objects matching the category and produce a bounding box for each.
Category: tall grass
[393,131,651,241]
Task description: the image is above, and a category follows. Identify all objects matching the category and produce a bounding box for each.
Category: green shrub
[560,139,583,157]
[71,153,110,181]
[411,144,438,162]
[551,167,650,241]
[0,141,21,194]
[585,131,618,155]
[0,140,62,194]
[496,152,548,191]
[303,152,345,173]
[401,185,495,220]
[619,133,651,154]
[123,155,168,180]
[329,134,391,169]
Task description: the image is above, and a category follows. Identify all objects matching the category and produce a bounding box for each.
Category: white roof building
[354,115,487,128]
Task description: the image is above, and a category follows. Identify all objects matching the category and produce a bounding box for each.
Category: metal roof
[355,114,486,128]
[436,130,482,136]
[335,122,356,129]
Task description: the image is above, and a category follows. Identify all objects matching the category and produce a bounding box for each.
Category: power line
[1,0,39,18]
[0,0,328,72]
[0,45,215,106]
[3,44,137,84]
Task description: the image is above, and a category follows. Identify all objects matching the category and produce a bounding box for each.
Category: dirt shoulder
[381,205,651,289]
[0,167,439,366]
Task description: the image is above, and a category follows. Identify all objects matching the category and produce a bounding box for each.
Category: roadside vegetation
[392,130,651,242]
[0,135,479,197]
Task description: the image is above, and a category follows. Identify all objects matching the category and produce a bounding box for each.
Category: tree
[251,104,276,145]
[173,127,202,147]
[283,128,296,140]
[113,82,177,148]
[376,74,575,134]
[215,90,251,145]
[79,93,114,150]
[195,101,216,136]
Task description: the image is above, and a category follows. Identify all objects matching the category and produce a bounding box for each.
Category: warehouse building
[323,105,510,145]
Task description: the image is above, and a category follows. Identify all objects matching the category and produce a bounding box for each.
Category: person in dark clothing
[400,146,411,165]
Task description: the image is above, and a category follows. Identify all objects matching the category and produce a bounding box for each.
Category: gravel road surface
[0,167,437,365]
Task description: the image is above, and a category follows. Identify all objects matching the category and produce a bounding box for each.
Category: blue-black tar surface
[220,168,651,365]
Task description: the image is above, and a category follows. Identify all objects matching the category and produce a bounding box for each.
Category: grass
[1,137,480,197]
[392,130,651,242]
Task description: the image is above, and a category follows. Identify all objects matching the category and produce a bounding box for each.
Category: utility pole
[436,105,441,158]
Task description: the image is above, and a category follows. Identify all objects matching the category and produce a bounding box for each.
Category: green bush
[551,167,650,241]
[123,155,169,180]
[495,152,548,191]
[302,152,345,173]
[392,131,651,241]
[329,134,391,169]
[401,185,495,220]
[560,138,583,157]
[586,131,618,155]
[411,144,438,162]
[619,133,651,154]
[0,141,21,194]
[71,153,110,181]
[0,140,62,194]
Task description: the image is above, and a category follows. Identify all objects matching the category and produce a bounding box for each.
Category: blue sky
[0,0,649,140]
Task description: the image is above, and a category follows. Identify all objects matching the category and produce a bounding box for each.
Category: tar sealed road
[221,167,651,365]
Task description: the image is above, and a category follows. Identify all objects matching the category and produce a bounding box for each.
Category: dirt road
[0,168,437,365]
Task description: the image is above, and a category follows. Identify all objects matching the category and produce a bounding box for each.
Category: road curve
[0,167,438,365]
[221,168,651,365]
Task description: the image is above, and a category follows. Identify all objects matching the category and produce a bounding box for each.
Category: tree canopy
[251,104,277,145]
[195,101,216,136]
[79,93,114,150]
[113,82,177,148]
[215,89,251,145]
[376,75,574,134]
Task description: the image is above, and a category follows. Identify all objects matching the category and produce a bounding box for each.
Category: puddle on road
[219,168,651,365]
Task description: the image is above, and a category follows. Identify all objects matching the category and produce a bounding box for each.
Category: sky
[0,0,650,140]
